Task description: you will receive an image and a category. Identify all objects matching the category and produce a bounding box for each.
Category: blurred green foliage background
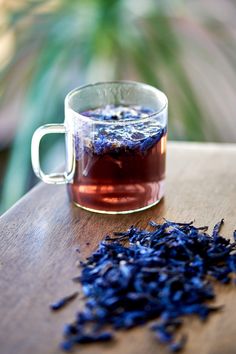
[1,0,236,214]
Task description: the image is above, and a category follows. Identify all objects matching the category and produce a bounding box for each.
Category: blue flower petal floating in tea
[54,219,236,351]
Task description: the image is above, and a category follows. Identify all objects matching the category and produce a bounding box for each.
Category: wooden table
[1,142,236,354]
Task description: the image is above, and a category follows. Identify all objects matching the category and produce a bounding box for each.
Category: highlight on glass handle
[31,124,69,184]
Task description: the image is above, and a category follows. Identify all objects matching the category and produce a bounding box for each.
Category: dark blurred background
[1,0,236,214]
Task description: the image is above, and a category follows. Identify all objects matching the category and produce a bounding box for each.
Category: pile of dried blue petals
[57,219,236,352]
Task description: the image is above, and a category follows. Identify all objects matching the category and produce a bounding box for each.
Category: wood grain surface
[0,142,236,354]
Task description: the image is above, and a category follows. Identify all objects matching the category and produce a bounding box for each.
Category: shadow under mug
[31,81,168,214]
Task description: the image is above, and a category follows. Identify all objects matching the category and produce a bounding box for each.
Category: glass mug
[31,81,168,214]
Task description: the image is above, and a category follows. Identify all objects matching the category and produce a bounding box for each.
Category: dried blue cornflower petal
[63,324,78,337]
[50,292,79,311]
[60,340,74,351]
[53,219,236,352]
[169,334,187,353]
[74,332,113,343]
[212,219,224,238]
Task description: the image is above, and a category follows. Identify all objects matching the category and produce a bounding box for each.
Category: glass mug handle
[31,124,69,184]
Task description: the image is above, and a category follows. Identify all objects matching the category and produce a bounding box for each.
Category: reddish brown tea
[67,105,167,212]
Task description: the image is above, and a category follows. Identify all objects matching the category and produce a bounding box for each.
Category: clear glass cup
[31,81,168,214]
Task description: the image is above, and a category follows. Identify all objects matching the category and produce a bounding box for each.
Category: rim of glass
[65,80,168,125]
